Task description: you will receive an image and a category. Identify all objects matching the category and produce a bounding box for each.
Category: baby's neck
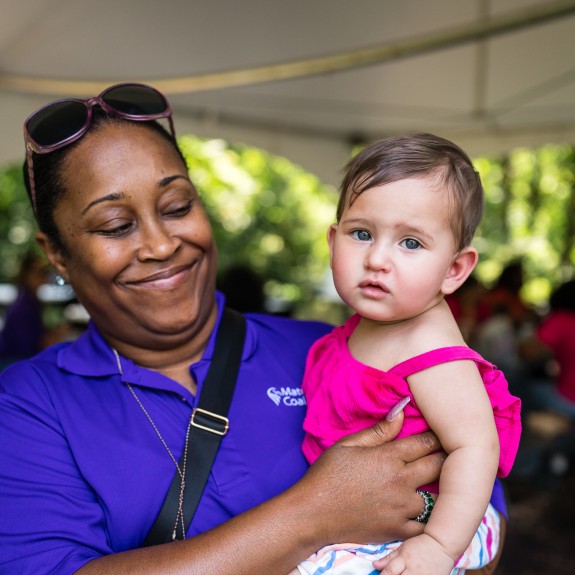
[348,300,460,371]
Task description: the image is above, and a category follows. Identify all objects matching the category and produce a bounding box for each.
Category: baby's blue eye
[401,238,421,250]
[352,230,372,241]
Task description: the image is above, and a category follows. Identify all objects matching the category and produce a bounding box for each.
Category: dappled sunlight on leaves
[1,138,574,313]
[475,144,575,305]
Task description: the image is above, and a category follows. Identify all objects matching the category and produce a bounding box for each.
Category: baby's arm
[377,358,500,575]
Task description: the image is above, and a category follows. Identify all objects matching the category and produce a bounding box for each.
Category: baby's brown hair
[337,133,484,250]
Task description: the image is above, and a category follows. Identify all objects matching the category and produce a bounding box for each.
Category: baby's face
[328,177,460,323]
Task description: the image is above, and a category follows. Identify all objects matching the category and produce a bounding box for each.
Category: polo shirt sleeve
[0,361,110,575]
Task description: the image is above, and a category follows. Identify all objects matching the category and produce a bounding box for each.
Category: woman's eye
[351,229,372,242]
[165,200,193,217]
[97,221,134,237]
[401,238,421,250]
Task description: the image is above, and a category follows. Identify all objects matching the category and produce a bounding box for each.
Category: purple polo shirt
[0,293,331,574]
[0,292,507,574]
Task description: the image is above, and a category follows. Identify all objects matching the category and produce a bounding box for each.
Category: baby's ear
[327,224,338,269]
[441,247,478,295]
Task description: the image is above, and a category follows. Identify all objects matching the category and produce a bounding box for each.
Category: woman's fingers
[391,430,443,463]
[336,415,445,497]
[335,404,406,448]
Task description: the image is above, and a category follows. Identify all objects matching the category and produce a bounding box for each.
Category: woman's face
[38,122,218,350]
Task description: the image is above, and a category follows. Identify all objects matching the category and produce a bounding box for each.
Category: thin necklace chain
[112,347,191,540]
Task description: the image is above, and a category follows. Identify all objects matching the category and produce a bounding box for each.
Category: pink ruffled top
[302,314,522,479]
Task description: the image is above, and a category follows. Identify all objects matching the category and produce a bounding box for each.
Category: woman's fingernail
[386,396,411,421]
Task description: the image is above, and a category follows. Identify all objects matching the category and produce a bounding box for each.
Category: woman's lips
[128,264,193,290]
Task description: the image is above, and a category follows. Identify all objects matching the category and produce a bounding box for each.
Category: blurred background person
[217,263,266,313]
[480,261,531,327]
[445,275,489,344]
[474,261,535,392]
[0,253,49,367]
[522,279,575,420]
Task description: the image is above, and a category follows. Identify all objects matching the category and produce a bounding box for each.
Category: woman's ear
[35,231,69,282]
[441,247,478,295]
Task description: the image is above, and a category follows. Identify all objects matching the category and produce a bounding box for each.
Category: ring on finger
[414,489,435,523]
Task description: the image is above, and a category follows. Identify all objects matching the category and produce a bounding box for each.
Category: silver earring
[55,274,67,286]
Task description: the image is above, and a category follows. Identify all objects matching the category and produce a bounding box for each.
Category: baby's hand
[374,533,454,575]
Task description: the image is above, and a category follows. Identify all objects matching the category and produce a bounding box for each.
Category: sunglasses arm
[25,144,39,216]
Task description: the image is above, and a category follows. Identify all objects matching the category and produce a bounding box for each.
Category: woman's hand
[298,406,445,546]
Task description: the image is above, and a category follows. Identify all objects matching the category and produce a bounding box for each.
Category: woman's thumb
[338,397,410,448]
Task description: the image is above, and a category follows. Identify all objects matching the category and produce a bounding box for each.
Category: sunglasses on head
[24,82,175,213]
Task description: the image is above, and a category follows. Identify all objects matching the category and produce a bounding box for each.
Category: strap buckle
[191,408,230,436]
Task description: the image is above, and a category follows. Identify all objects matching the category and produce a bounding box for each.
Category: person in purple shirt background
[0,252,49,366]
[0,83,504,575]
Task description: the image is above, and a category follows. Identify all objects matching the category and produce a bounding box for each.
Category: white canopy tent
[1,0,575,185]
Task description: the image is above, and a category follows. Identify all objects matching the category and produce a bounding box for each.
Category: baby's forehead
[350,173,451,202]
[351,176,458,228]
[355,167,446,192]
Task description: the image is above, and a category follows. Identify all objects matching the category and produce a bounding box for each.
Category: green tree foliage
[0,164,37,281]
[1,137,574,310]
[474,144,575,304]
[178,136,336,309]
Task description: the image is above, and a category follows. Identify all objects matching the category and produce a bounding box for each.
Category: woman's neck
[104,305,219,394]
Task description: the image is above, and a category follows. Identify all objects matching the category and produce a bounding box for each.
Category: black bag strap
[143,307,246,546]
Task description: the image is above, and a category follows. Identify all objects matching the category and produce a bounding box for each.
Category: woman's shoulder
[0,341,74,410]
[238,312,334,369]
[245,312,333,341]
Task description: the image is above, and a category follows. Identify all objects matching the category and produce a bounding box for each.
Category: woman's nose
[137,221,181,261]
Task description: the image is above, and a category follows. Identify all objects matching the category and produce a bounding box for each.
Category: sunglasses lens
[102,84,168,116]
[26,100,89,148]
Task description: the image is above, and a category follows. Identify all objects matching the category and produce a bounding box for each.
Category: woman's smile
[125,262,196,291]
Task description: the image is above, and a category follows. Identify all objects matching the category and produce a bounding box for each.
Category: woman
[0,84,500,574]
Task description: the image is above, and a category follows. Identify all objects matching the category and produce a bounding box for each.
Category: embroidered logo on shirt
[267,386,306,407]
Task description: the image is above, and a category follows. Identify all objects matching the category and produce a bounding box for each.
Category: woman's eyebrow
[81,192,124,215]
[157,175,191,188]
